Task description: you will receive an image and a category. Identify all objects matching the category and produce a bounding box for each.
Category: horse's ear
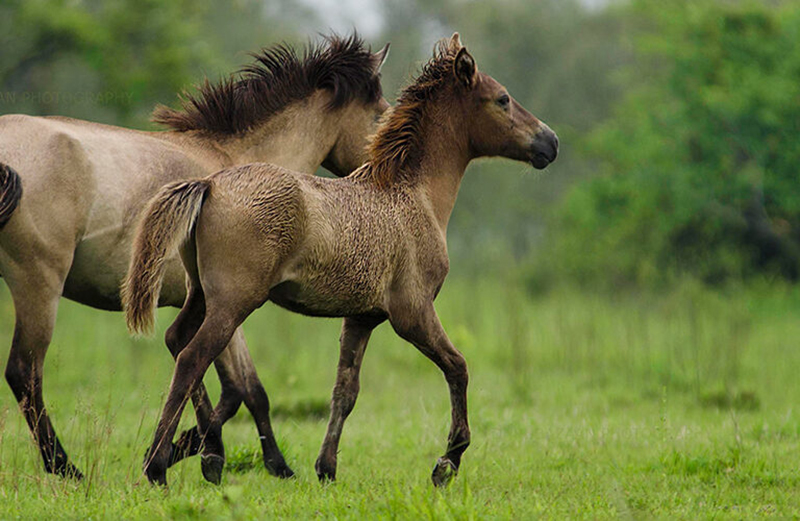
[449,32,462,51]
[370,43,390,76]
[453,47,477,89]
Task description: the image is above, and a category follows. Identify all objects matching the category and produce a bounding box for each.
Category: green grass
[1,278,800,518]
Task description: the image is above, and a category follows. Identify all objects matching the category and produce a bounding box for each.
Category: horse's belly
[267,280,384,318]
[63,238,187,311]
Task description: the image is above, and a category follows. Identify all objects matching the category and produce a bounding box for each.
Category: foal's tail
[122,179,211,336]
[0,163,22,230]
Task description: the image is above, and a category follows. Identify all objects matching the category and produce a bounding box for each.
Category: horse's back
[0,115,95,263]
[0,115,208,308]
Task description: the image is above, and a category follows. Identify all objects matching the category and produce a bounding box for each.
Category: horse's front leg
[391,304,470,487]
[315,316,381,481]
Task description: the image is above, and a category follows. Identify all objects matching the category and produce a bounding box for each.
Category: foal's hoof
[201,454,225,485]
[431,457,457,487]
[144,466,168,487]
[314,459,336,483]
[266,460,295,479]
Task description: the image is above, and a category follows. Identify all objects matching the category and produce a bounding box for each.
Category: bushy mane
[358,38,460,186]
[152,34,382,134]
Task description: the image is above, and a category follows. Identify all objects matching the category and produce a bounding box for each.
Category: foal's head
[447,34,558,169]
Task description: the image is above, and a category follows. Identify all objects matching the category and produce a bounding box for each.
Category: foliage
[532,0,800,290]
[0,0,222,127]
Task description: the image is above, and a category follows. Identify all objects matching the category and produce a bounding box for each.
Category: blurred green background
[3,0,799,290]
[3,1,800,517]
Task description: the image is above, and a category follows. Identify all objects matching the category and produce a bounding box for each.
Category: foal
[124,33,558,486]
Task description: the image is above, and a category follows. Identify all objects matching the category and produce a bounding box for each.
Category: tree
[0,0,213,127]
[532,0,800,289]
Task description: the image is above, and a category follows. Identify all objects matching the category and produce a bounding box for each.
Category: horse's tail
[122,179,211,336]
[0,163,22,229]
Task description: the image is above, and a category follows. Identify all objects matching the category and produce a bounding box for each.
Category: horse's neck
[217,93,338,174]
[411,113,471,233]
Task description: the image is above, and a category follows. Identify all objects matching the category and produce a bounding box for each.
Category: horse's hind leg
[315,317,381,481]
[3,261,82,479]
[167,331,293,479]
[144,303,242,486]
[161,284,227,484]
[224,331,293,478]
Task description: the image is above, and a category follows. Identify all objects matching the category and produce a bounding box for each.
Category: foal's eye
[497,94,510,108]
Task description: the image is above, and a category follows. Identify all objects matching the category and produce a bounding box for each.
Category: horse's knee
[4,341,37,402]
[446,354,468,387]
[4,360,28,401]
[164,323,182,357]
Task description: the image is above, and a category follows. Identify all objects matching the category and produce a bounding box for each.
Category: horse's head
[448,34,558,170]
[322,43,392,177]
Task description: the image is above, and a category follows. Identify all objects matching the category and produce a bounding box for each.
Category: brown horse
[0,35,390,482]
[124,33,557,487]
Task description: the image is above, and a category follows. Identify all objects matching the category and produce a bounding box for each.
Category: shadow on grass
[697,389,760,411]
[228,397,330,424]
[225,397,329,474]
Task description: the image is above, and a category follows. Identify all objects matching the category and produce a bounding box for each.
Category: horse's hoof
[201,454,225,485]
[266,460,295,479]
[63,463,84,481]
[51,461,84,480]
[145,467,168,487]
[314,458,336,483]
[431,457,457,487]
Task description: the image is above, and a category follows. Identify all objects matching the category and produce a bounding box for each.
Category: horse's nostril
[530,129,559,165]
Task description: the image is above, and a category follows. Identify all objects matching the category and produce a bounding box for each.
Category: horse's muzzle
[530,128,559,170]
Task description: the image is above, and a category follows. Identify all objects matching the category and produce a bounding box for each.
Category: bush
[530,0,800,291]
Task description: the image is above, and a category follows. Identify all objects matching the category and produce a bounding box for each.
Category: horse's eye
[497,94,510,108]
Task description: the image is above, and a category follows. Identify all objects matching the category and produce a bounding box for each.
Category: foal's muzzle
[530,128,559,170]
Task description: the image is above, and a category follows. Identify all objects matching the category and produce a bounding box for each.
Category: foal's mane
[356,39,460,186]
[152,34,382,135]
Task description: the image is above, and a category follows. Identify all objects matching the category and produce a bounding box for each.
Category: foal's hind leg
[166,329,294,480]
[315,317,380,482]
[391,305,470,487]
[144,304,242,486]
[2,260,82,478]
[161,284,228,484]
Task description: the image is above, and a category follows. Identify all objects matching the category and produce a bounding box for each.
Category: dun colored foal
[124,33,558,487]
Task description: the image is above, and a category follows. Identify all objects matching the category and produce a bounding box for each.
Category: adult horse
[124,33,558,486]
[0,34,390,482]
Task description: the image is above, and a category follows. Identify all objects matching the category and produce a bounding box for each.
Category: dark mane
[152,34,382,134]
[356,39,459,186]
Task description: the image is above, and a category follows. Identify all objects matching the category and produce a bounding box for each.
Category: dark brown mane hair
[152,34,382,134]
[358,38,460,186]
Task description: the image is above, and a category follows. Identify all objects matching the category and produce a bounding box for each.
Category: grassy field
[1,277,799,518]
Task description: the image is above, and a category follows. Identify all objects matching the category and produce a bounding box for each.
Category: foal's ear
[370,43,391,76]
[449,32,462,51]
[453,47,477,89]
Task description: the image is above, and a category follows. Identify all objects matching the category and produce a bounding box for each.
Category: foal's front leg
[392,305,470,487]
[315,316,380,481]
